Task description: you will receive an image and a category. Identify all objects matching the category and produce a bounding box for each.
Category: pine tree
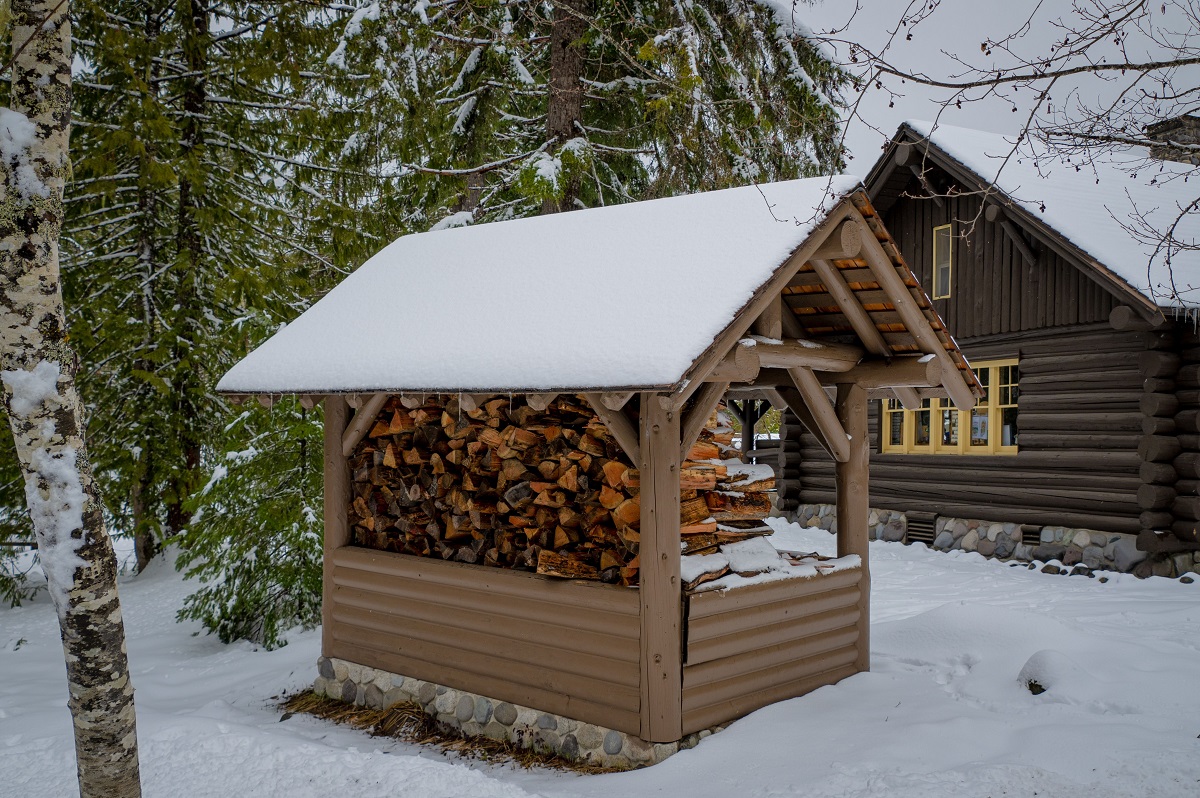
[328,0,848,227]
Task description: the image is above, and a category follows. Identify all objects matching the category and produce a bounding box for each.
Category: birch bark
[0,2,142,796]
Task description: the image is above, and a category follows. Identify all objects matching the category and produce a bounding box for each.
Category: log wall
[880,172,1118,339]
[681,566,863,734]
[326,545,644,734]
[794,324,1157,533]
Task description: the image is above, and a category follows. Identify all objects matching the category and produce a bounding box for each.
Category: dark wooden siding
[796,324,1158,534]
[883,180,1118,339]
[681,567,863,734]
[327,546,643,733]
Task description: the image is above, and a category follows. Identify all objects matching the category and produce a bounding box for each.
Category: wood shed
[217,177,981,765]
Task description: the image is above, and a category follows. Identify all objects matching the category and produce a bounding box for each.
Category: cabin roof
[865,121,1200,312]
[217,176,979,399]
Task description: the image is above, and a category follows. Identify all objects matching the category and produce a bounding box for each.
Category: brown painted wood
[341,392,389,457]
[638,395,682,742]
[582,393,640,464]
[835,384,870,673]
[680,381,729,461]
[789,367,851,462]
[323,397,351,658]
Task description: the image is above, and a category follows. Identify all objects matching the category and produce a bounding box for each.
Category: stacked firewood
[347,395,774,587]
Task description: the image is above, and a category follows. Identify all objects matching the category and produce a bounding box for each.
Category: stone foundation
[790,503,1200,577]
[793,502,906,542]
[313,656,716,769]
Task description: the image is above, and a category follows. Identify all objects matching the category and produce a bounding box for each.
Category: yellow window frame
[880,358,1018,455]
[932,223,952,299]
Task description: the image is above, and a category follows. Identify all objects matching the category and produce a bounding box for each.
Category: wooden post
[638,393,683,742]
[834,383,870,674]
[323,396,352,658]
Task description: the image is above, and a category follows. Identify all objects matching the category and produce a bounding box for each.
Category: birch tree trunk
[0,2,142,796]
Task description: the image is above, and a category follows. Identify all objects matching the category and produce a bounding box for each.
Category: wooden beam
[985,204,1036,267]
[768,385,836,460]
[892,387,923,410]
[526,393,558,412]
[582,393,641,464]
[834,383,870,674]
[753,338,864,372]
[907,164,944,207]
[323,396,352,658]
[851,207,977,410]
[663,204,855,408]
[299,395,318,410]
[680,381,729,461]
[399,394,425,409]
[638,395,682,742]
[788,367,850,463]
[705,344,760,383]
[1110,304,1171,331]
[807,258,890,355]
[811,219,863,261]
[600,391,635,411]
[752,294,783,340]
[341,392,390,457]
[748,358,941,390]
[819,356,942,389]
[257,394,275,409]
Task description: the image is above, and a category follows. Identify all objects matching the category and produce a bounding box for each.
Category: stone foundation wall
[793,503,906,542]
[313,656,715,769]
[789,504,1200,578]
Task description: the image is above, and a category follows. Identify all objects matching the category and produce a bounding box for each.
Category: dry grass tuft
[281,690,619,774]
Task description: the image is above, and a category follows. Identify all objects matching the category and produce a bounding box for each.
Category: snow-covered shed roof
[219,177,871,395]
[870,121,1199,310]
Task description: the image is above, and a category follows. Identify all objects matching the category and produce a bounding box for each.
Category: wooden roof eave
[871,124,1164,325]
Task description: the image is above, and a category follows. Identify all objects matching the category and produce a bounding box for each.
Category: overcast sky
[796,0,1192,174]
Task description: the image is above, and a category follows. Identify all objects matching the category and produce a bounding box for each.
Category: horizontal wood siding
[680,567,863,734]
[796,325,1153,533]
[327,546,642,733]
[884,178,1117,339]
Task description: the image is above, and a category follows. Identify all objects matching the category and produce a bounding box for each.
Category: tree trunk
[541,0,587,214]
[167,0,210,535]
[0,2,142,796]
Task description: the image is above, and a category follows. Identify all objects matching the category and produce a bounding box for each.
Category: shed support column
[322,397,352,658]
[638,394,683,742]
[834,383,870,674]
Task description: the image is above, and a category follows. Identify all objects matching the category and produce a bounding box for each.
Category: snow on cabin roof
[904,120,1200,309]
[217,176,863,395]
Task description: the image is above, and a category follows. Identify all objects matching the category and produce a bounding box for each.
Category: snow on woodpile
[217,176,861,394]
[908,120,1200,308]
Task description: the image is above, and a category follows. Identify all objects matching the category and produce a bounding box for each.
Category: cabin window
[880,358,1018,455]
[932,224,952,299]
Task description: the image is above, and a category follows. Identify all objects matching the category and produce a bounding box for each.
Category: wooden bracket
[526,393,559,411]
[583,393,641,464]
[787,367,850,463]
[458,393,492,412]
[600,391,635,411]
[399,394,426,409]
[679,381,729,461]
[341,392,390,456]
[985,204,1036,267]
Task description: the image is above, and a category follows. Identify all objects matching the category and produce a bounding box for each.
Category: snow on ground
[3,522,1199,798]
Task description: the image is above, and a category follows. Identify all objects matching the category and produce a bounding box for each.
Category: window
[880,358,1018,455]
[933,223,952,299]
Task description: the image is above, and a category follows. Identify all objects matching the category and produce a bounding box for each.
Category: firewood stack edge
[348,395,776,588]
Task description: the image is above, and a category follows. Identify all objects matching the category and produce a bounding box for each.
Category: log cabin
[216,176,980,768]
[778,121,1200,579]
